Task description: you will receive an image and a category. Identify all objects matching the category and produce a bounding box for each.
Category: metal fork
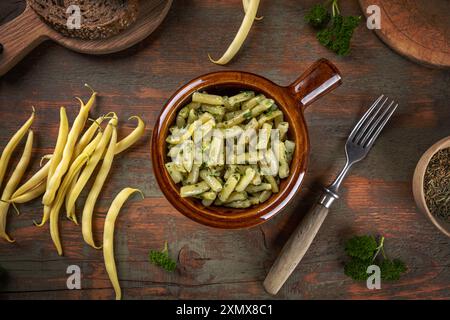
[263,95,398,295]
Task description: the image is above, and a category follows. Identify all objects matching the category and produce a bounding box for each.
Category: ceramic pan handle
[287,58,342,109]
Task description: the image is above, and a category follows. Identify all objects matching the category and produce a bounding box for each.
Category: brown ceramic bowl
[152,59,342,228]
[413,136,450,238]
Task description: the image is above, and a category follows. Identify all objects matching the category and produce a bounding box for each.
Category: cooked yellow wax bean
[198,191,217,201]
[245,183,272,194]
[82,126,118,249]
[250,99,274,118]
[0,131,33,242]
[235,167,256,192]
[199,169,223,192]
[224,200,251,208]
[219,173,240,202]
[264,175,279,193]
[185,164,200,185]
[103,188,143,300]
[278,142,290,179]
[224,191,247,203]
[228,91,255,107]
[43,87,96,205]
[242,94,264,110]
[258,190,272,203]
[258,110,283,126]
[165,162,183,184]
[202,199,215,207]
[249,196,260,205]
[0,110,34,191]
[180,181,210,197]
[192,92,224,105]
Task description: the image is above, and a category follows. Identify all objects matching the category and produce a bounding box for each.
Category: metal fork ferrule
[319,188,339,208]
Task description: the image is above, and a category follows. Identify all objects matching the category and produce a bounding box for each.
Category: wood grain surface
[359,0,450,68]
[0,0,449,300]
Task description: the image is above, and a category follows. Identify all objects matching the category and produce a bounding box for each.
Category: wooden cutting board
[0,0,173,77]
[359,0,450,68]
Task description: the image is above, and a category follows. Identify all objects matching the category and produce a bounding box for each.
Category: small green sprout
[149,241,177,272]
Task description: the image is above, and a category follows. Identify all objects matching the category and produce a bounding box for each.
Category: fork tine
[364,102,398,148]
[360,99,395,146]
[347,95,384,141]
[353,96,388,144]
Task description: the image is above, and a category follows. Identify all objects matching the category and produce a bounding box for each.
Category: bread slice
[27,0,139,40]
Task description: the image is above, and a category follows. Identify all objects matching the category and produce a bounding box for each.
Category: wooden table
[0,0,449,300]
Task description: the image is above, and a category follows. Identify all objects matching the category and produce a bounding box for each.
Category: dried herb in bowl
[424,148,450,222]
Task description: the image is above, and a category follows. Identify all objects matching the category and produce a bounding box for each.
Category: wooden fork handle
[263,202,329,295]
[0,5,48,77]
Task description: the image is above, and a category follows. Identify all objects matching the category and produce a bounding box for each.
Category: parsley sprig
[149,241,177,272]
[344,235,407,281]
[305,0,361,56]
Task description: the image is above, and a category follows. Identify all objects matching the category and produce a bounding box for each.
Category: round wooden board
[359,0,450,68]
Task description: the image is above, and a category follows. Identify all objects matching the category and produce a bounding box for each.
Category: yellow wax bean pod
[0,109,34,191]
[35,107,69,227]
[82,125,117,249]
[66,115,118,220]
[73,115,105,157]
[0,131,33,242]
[11,160,50,199]
[43,86,97,206]
[49,132,102,252]
[49,133,101,255]
[115,116,145,155]
[243,0,263,20]
[209,0,260,65]
[103,188,143,300]
[10,182,46,204]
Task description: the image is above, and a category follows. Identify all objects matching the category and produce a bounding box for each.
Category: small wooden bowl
[413,136,450,237]
[152,59,342,229]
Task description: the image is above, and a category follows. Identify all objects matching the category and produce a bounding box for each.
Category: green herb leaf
[305,4,331,28]
[380,259,407,281]
[344,235,407,282]
[149,241,177,272]
[344,235,378,260]
[344,258,372,281]
[317,14,361,56]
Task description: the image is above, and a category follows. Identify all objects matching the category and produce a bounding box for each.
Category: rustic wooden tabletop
[0,0,449,300]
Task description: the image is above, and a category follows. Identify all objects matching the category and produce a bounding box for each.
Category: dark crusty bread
[27,0,139,40]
